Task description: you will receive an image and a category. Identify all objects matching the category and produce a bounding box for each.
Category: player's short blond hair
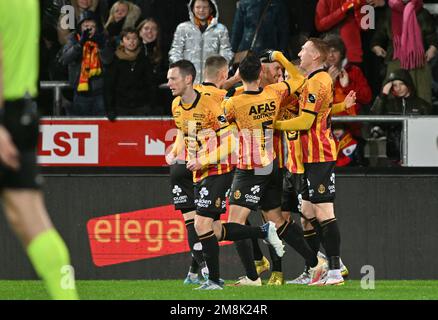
[308,38,329,63]
[204,55,228,79]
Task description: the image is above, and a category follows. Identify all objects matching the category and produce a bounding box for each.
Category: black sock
[309,217,322,237]
[235,239,259,281]
[246,220,264,261]
[303,229,320,255]
[320,218,341,270]
[185,219,205,271]
[198,230,220,283]
[267,244,282,272]
[277,220,318,268]
[189,257,199,274]
[221,223,265,241]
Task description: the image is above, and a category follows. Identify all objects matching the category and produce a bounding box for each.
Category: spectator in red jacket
[325,34,372,117]
[325,34,371,166]
[315,0,367,64]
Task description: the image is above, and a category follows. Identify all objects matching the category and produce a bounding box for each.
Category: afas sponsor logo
[87,205,231,267]
[249,101,276,116]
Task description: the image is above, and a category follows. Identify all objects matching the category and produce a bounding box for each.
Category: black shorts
[194,172,234,220]
[169,163,195,212]
[229,160,282,212]
[281,169,305,213]
[302,161,336,204]
[0,99,43,190]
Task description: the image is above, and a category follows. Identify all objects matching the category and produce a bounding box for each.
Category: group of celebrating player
[166,38,356,290]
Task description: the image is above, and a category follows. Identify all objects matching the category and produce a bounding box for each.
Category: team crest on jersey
[215,197,221,208]
[308,93,316,103]
[234,190,242,200]
[217,115,227,124]
[318,184,326,194]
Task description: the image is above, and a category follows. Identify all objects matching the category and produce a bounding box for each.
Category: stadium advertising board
[87,205,232,267]
[38,119,176,166]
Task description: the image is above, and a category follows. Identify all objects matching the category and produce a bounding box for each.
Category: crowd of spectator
[39,0,438,166]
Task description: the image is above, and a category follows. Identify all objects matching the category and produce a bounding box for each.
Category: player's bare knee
[182,211,196,222]
[212,220,223,240]
[314,202,335,222]
[228,205,249,224]
[194,215,213,235]
[301,217,313,231]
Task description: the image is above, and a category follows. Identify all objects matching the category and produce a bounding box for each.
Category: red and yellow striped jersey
[172,90,233,182]
[223,81,293,169]
[299,70,337,163]
[278,94,305,174]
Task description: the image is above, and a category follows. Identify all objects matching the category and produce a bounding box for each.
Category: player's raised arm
[275,77,329,131]
[260,50,305,94]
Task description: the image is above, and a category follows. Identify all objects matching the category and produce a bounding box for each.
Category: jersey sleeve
[205,101,231,133]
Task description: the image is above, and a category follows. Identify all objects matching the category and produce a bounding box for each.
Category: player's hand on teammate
[0,125,20,170]
[344,90,357,109]
[259,49,276,63]
[186,158,203,171]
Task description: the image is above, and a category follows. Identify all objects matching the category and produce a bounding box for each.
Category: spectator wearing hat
[57,0,105,46]
[371,0,438,104]
[371,68,432,164]
[60,10,113,116]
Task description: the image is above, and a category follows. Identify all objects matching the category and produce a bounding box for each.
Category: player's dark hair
[308,37,330,63]
[239,54,262,82]
[169,60,197,84]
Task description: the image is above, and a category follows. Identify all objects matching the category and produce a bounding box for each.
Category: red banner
[87,205,232,267]
[38,119,176,166]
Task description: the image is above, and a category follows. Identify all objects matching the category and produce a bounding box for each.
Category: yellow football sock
[27,229,79,300]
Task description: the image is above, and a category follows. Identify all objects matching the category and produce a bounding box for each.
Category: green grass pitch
[0,280,438,300]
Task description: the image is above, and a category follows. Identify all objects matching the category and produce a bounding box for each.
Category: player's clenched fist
[259,49,276,63]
